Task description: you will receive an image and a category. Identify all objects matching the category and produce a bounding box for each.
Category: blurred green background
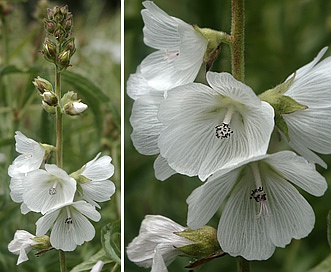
[0,0,120,271]
[125,0,331,271]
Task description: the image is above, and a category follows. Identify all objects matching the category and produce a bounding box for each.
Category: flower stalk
[230,0,250,270]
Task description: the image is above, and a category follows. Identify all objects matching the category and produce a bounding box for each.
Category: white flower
[8,131,45,176]
[23,164,76,214]
[8,230,38,265]
[36,201,101,251]
[278,47,331,167]
[78,153,116,208]
[137,1,208,90]
[127,215,194,268]
[187,151,327,260]
[64,101,88,115]
[158,72,275,180]
[151,247,168,272]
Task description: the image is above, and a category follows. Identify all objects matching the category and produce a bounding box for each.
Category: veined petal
[9,174,25,203]
[80,180,116,208]
[153,155,176,181]
[187,166,241,230]
[151,246,169,272]
[130,95,163,156]
[36,208,61,236]
[285,47,328,84]
[264,151,327,196]
[82,155,114,181]
[284,107,331,154]
[218,177,275,260]
[206,72,261,108]
[263,171,315,247]
[71,201,101,222]
[141,1,181,50]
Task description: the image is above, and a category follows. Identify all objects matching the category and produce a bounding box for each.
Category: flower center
[48,180,58,195]
[250,163,270,217]
[64,207,74,230]
[215,106,235,139]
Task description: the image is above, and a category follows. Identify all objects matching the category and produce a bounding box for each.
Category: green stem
[55,68,65,271]
[55,70,63,168]
[59,250,66,272]
[111,262,120,272]
[231,0,245,82]
[237,256,250,272]
[230,1,249,270]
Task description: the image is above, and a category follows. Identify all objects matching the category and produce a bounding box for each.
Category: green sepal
[259,73,308,141]
[31,235,51,250]
[61,90,77,105]
[70,169,91,184]
[175,226,221,258]
[193,26,231,71]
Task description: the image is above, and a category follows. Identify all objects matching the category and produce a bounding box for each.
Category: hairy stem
[237,256,251,272]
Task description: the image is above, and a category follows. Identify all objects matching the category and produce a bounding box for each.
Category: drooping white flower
[23,164,76,214]
[151,247,168,272]
[158,71,275,181]
[127,215,194,268]
[187,151,327,260]
[8,131,45,176]
[138,1,208,90]
[274,47,331,167]
[75,153,116,208]
[36,201,101,251]
[64,101,88,116]
[8,230,38,265]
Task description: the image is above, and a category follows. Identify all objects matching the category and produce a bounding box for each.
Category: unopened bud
[42,91,58,106]
[42,101,56,114]
[42,38,57,63]
[176,226,221,258]
[43,19,56,34]
[33,76,53,94]
[64,101,88,116]
[62,38,76,57]
[64,16,73,32]
[57,50,71,70]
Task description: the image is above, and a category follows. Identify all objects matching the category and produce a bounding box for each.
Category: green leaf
[0,65,39,76]
[327,210,331,250]
[101,221,121,264]
[69,249,113,272]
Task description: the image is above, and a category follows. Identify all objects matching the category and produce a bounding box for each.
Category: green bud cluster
[42,5,76,71]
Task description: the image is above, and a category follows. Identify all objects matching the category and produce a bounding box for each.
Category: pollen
[250,186,266,202]
[215,123,233,139]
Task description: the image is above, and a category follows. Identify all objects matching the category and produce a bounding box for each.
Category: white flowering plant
[1,2,120,272]
[125,0,331,271]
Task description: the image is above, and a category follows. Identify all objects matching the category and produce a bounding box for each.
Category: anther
[65,217,73,224]
[49,187,57,195]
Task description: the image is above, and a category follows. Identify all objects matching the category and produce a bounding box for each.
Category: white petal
[140,51,199,90]
[141,1,181,50]
[90,260,105,272]
[263,170,315,247]
[127,69,163,99]
[218,177,275,260]
[81,180,116,208]
[187,166,240,230]
[153,155,176,181]
[284,107,331,154]
[286,47,328,89]
[36,208,61,236]
[72,201,101,222]
[206,72,261,108]
[82,155,114,181]
[151,246,168,272]
[264,151,327,196]
[130,95,163,156]
[9,174,25,203]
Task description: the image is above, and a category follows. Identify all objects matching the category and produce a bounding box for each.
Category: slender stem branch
[55,68,65,271]
[111,263,120,272]
[59,250,66,272]
[55,70,63,168]
[231,0,245,82]
[230,0,250,271]
[237,256,250,272]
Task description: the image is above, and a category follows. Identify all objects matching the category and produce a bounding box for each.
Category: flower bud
[175,226,221,258]
[32,76,53,94]
[42,38,57,63]
[64,16,73,32]
[62,38,76,57]
[42,91,58,106]
[64,101,88,116]
[43,19,56,34]
[31,235,51,251]
[42,101,56,114]
[57,50,71,70]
